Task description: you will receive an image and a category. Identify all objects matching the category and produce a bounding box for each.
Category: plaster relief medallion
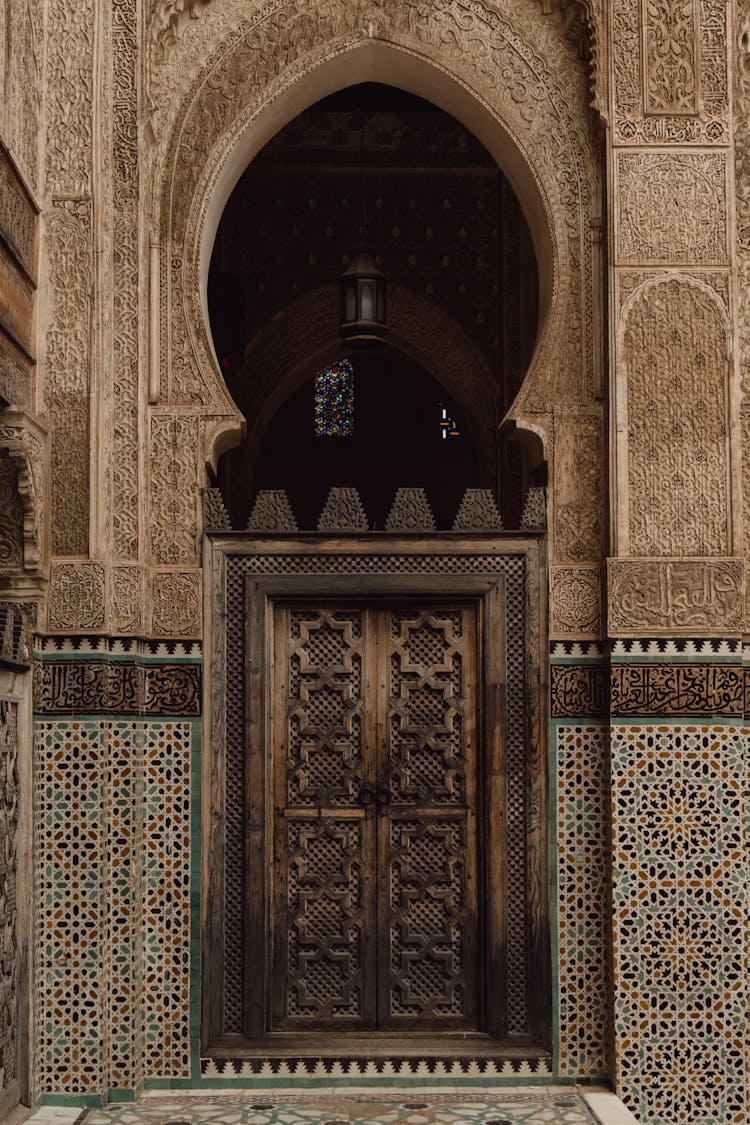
[48,563,106,632]
[617,152,727,264]
[550,566,601,636]
[151,570,202,637]
[607,558,744,635]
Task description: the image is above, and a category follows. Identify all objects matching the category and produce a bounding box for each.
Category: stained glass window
[439,403,460,439]
[314,359,355,437]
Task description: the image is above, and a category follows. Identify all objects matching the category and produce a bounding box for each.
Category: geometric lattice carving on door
[284,819,367,1022]
[271,602,477,1031]
[217,546,538,1045]
[285,610,365,807]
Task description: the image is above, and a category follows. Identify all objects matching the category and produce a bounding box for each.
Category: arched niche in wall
[206,82,541,529]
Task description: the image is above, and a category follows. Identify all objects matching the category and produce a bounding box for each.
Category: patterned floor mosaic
[81,1093,599,1125]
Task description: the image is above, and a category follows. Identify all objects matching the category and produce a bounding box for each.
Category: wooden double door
[260,599,491,1033]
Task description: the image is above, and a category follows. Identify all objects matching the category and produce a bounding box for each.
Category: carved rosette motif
[48,563,107,632]
[151,570,202,637]
[550,566,601,636]
[621,277,730,556]
[607,558,744,635]
[616,152,728,264]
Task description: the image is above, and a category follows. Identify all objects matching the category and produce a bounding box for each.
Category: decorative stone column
[608,4,749,1121]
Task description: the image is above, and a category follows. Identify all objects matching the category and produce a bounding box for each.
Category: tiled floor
[77,1093,599,1125]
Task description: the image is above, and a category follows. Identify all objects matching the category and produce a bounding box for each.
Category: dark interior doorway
[208,82,539,530]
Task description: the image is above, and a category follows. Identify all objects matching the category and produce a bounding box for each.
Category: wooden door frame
[202,534,549,1056]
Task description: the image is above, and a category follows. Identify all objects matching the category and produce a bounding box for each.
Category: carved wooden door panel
[378,607,478,1029]
[270,601,480,1033]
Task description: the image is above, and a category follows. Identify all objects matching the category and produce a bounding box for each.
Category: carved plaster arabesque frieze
[43,199,92,558]
[149,413,200,565]
[109,0,140,562]
[0,452,23,572]
[150,569,202,638]
[108,564,147,635]
[553,410,603,562]
[612,0,728,144]
[607,558,744,635]
[736,6,750,398]
[620,275,731,557]
[550,565,601,637]
[615,151,728,264]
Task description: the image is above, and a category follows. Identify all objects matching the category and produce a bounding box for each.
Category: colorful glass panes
[439,403,460,439]
[314,359,355,437]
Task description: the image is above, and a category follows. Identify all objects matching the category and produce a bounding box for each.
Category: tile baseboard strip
[200,1057,554,1079]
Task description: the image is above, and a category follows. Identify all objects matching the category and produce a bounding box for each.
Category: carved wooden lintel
[452,489,503,531]
[317,487,368,531]
[247,490,298,533]
[385,489,436,532]
[607,558,744,636]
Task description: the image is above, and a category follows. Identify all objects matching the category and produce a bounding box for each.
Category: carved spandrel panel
[623,278,730,556]
[616,152,728,264]
[285,610,365,808]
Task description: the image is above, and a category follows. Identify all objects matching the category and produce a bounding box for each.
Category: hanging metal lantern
[339,244,387,347]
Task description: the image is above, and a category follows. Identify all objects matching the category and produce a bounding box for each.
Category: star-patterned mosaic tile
[82,1092,599,1125]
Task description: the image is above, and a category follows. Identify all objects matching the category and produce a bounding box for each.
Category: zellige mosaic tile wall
[33,639,200,1101]
[609,641,749,1125]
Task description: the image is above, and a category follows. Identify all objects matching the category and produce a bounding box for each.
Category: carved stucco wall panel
[41,202,92,558]
[607,557,744,635]
[615,150,729,264]
[552,409,603,564]
[550,565,601,637]
[620,275,731,558]
[613,0,728,145]
[149,413,200,567]
[150,570,202,638]
[109,564,147,636]
[48,563,106,633]
[108,0,140,562]
[3,0,41,195]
